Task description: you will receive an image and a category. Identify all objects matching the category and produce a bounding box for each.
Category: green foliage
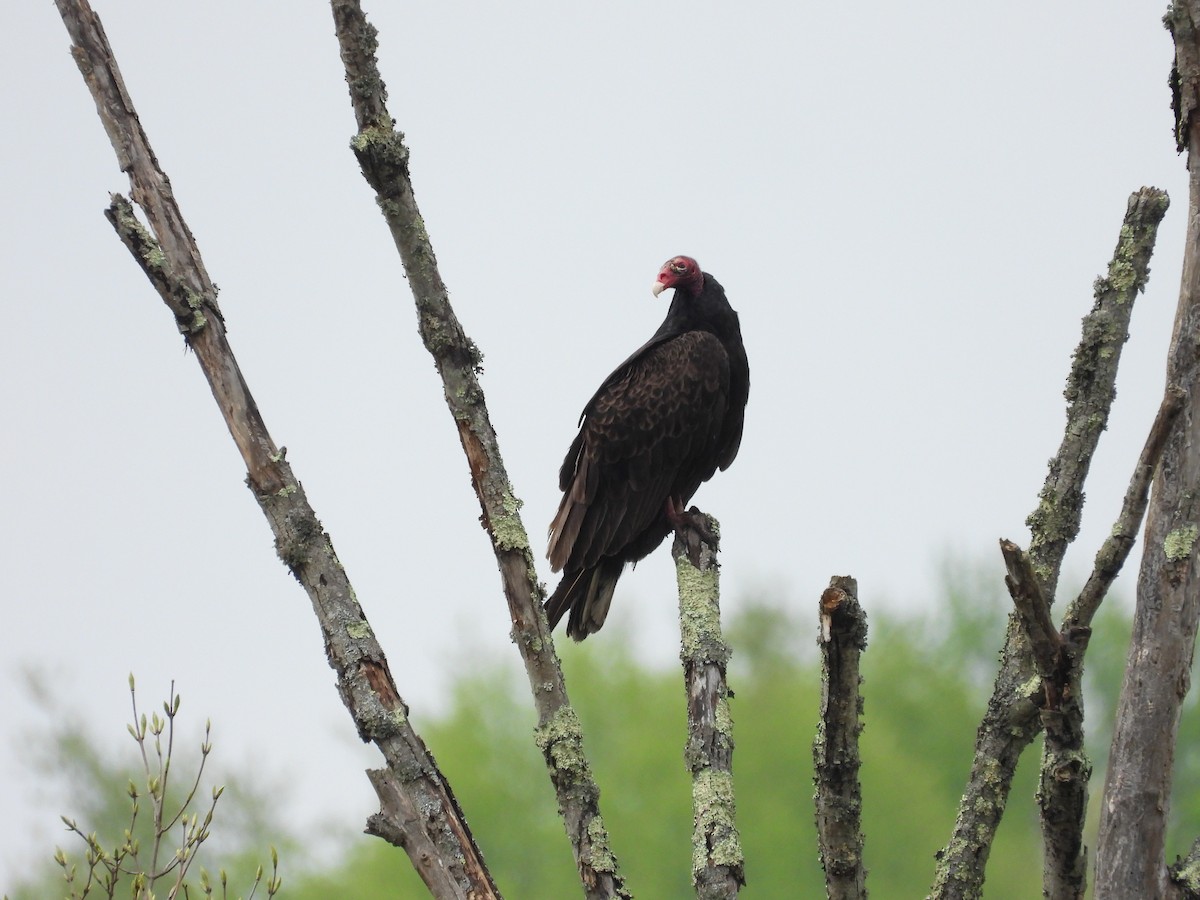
[17,569,1200,899]
[285,591,1049,898]
[7,677,284,900]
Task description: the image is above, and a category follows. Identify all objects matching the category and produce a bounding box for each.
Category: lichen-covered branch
[1035,634,1091,900]
[328,3,629,897]
[813,577,868,900]
[930,187,1170,900]
[1094,10,1200,896]
[1066,384,1185,631]
[1169,835,1200,899]
[1027,186,1171,601]
[999,539,1091,899]
[999,540,1062,692]
[54,3,498,898]
[673,518,744,900]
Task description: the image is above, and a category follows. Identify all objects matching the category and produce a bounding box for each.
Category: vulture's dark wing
[715,320,749,471]
[547,330,731,574]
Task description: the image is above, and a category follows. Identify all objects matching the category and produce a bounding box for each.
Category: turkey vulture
[545,256,749,640]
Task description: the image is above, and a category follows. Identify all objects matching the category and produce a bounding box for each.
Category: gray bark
[54,2,499,897]
[813,577,868,900]
[929,186,1169,900]
[673,518,745,900]
[1094,8,1200,895]
[329,3,630,897]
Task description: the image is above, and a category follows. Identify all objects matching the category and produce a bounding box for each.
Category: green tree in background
[285,571,1134,898]
[10,570,1200,899]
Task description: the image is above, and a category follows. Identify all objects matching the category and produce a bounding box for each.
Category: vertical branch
[813,576,868,900]
[929,186,1169,899]
[1095,8,1200,896]
[1000,540,1091,900]
[54,3,499,898]
[673,519,744,900]
[329,3,630,897]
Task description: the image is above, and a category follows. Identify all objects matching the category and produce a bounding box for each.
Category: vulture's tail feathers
[545,559,625,641]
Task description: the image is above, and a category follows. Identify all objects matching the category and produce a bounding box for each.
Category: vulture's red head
[652,256,703,297]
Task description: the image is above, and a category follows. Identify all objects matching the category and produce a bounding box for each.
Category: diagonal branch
[929,186,1170,899]
[328,3,630,897]
[813,576,868,900]
[54,2,498,898]
[999,539,1063,693]
[1027,186,1173,602]
[1066,384,1186,631]
[673,518,744,900]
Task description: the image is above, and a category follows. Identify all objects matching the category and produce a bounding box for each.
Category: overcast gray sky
[0,0,1188,886]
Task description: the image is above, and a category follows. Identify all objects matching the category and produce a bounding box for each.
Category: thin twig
[54,3,497,898]
[328,2,630,896]
[1066,384,1187,630]
[673,517,744,900]
[813,576,868,900]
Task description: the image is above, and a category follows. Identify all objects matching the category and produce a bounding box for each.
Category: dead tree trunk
[1094,6,1200,896]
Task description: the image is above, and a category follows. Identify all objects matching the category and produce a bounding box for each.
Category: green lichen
[491,488,530,552]
[347,620,373,641]
[1164,523,1199,561]
[534,706,587,774]
[275,484,297,498]
[675,550,729,665]
[350,126,409,171]
[1017,675,1043,701]
[584,815,618,873]
[714,695,734,736]
[690,769,743,875]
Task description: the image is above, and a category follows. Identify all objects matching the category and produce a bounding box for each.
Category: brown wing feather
[547,331,731,574]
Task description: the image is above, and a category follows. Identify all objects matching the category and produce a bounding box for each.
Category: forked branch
[930,187,1169,899]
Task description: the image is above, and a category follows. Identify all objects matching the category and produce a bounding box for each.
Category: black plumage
[545,256,750,640]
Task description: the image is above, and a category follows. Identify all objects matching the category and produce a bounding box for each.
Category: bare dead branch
[1027,186,1173,601]
[930,187,1170,899]
[672,517,744,900]
[1000,539,1092,898]
[1036,629,1091,900]
[1066,384,1186,631]
[1095,10,1200,895]
[328,2,630,896]
[999,539,1062,691]
[54,2,498,897]
[813,577,868,900]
